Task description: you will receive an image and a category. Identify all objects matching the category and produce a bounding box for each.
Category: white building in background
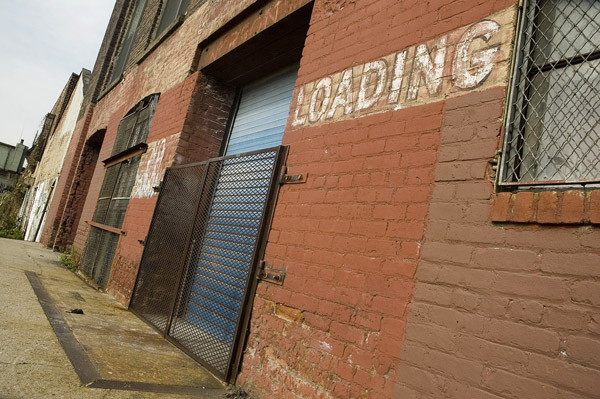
[22,69,90,242]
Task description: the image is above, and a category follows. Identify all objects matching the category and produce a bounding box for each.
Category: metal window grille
[81,95,158,288]
[499,0,600,186]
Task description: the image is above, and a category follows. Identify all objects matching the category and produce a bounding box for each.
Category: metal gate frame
[130,146,288,382]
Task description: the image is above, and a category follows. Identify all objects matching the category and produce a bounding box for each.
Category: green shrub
[60,247,80,272]
[0,215,24,240]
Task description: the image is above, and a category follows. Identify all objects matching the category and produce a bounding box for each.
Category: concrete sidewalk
[0,238,228,399]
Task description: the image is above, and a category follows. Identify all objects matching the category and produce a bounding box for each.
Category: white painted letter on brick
[407,36,447,101]
[357,60,387,111]
[309,77,332,123]
[387,50,407,104]
[292,86,307,127]
[453,20,501,89]
[327,68,354,119]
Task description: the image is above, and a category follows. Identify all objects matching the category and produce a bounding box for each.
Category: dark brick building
[43,0,600,398]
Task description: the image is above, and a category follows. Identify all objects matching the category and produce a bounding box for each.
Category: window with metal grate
[110,0,147,85]
[155,0,189,38]
[499,0,600,187]
[81,94,159,288]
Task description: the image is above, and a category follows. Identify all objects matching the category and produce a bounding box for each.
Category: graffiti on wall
[291,7,515,129]
[131,134,180,199]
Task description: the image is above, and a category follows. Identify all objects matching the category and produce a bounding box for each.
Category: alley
[0,238,227,399]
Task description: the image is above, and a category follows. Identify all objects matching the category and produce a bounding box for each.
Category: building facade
[0,140,28,192]
[20,70,90,242]
[43,0,600,398]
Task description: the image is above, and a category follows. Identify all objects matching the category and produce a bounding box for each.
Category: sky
[0,1,115,147]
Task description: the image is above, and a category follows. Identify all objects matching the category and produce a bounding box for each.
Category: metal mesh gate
[130,146,287,382]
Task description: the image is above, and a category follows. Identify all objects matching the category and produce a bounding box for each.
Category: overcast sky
[0,1,115,147]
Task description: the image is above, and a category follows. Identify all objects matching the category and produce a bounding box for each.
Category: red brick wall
[240,102,443,398]
[394,81,600,399]
[237,0,598,398]
[238,0,461,396]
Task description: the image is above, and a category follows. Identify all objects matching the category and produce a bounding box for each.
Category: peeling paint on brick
[130,133,180,199]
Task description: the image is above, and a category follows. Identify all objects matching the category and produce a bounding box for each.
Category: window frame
[92,94,160,232]
[154,0,190,39]
[107,0,148,88]
[498,0,600,189]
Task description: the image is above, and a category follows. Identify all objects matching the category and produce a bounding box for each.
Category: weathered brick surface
[395,86,600,399]
[51,126,105,251]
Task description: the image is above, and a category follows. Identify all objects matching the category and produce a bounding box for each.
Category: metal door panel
[131,147,287,381]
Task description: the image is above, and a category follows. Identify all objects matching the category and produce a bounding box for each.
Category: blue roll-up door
[225,66,298,155]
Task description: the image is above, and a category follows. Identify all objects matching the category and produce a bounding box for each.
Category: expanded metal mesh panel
[501,0,600,185]
[111,95,158,156]
[81,226,102,276]
[131,147,284,381]
[80,227,120,289]
[112,113,138,157]
[130,164,209,333]
[169,150,277,376]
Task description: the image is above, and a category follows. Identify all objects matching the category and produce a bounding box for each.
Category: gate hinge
[257,261,286,285]
[280,169,307,184]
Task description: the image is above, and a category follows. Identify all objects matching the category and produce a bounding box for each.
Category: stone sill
[491,189,600,224]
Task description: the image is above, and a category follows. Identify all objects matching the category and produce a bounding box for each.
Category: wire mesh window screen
[112,95,159,156]
[501,0,600,185]
[110,0,147,84]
